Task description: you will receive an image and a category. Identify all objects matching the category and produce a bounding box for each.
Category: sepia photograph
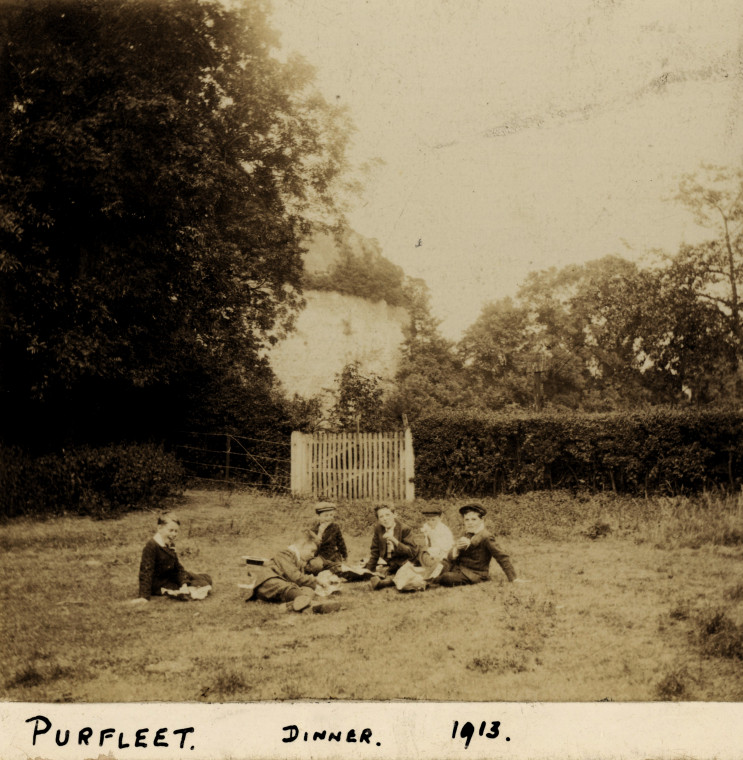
[1,0,743,757]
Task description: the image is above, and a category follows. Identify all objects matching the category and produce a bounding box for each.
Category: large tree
[458,297,537,409]
[383,277,470,422]
[0,0,352,445]
[674,165,743,352]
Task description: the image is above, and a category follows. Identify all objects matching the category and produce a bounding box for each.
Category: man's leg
[185,572,213,588]
[370,576,395,590]
[371,561,405,590]
[255,578,297,602]
[432,568,471,587]
[305,557,325,575]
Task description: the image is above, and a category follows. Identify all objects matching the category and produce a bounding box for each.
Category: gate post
[291,431,309,497]
[404,426,415,502]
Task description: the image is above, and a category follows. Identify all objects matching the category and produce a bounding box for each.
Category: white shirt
[287,545,303,565]
[422,521,454,560]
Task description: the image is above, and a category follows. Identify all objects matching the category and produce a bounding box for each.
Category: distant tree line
[325,165,743,433]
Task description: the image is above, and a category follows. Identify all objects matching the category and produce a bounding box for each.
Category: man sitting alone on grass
[430,504,517,587]
[306,502,348,574]
[132,512,212,603]
[245,530,341,613]
[366,504,419,590]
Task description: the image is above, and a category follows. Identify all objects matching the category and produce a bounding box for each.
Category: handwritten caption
[26,715,195,751]
[282,724,380,746]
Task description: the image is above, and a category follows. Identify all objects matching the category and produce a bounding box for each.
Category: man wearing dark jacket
[306,502,348,573]
[432,504,516,586]
[137,512,212,600]
[366,504,419,590]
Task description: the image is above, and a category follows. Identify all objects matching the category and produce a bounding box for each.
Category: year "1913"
[451,720,509,749]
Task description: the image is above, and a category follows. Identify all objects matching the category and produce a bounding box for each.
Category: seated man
[245,530,340,613]
[306,502,348,574]
[366,504,419,590]
[418,505,454,569]
[431,504,516,587]
[135,512,212,602]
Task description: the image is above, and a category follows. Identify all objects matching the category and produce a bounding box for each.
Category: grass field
[2,488,743,702]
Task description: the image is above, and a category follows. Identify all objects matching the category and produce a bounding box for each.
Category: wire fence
[175,431,291,491]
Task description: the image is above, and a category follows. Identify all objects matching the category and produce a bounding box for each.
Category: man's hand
[456,537,471,550]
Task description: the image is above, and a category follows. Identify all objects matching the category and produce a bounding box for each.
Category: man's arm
[334,524,348,561]
[175,553,190,587]
[484,535,516,582]
[274,550,317,588]
[393,524,419,560]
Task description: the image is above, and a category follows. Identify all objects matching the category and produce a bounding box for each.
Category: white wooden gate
[290,429,415,501]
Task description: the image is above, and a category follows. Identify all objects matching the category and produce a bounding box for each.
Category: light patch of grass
[633,493,743,550]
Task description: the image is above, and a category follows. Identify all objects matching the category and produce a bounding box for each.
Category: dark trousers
[254,577,312,604]
[434,568,473,587]
[159,572,212,594]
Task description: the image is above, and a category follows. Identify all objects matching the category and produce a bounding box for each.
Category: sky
[270,0,743,338]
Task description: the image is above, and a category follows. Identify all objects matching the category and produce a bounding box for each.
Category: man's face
[318,510,335,526]
[377,508,395,530]
[158,521,179,547]
[299,542,317,561]
[424,514,441,526]
[462,512,483,534]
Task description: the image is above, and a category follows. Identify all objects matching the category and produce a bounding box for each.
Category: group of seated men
[243,500,518,613]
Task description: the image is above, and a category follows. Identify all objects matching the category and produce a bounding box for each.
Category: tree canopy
[0,0,352,445]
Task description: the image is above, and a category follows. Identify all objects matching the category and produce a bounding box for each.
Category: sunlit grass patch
[4,488,743,701]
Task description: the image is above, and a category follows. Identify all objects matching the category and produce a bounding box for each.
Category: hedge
[0,443,185,519]
[411,409,743,498]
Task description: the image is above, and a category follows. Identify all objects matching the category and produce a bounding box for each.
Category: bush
[411,408,743,498]
[0,443,185,519]
[655,668,690,700]
[694,609,743,660]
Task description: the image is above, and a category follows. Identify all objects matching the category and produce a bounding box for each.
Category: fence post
[224,434,231,485]
[404,426,415,502]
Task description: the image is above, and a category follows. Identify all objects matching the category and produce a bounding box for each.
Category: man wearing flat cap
[306,502,348,574]
[431,503,516,586]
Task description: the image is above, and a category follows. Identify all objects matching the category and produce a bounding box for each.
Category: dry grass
[2,488,743,702]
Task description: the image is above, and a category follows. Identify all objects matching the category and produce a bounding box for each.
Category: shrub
[584,521,612,540]
[694,609,743,660]
[0,443,185,519]
[412,408,743,498]
[655,668,690,700]
[724,583,743,602]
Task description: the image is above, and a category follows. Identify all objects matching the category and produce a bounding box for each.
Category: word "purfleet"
[26,716,195,750]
